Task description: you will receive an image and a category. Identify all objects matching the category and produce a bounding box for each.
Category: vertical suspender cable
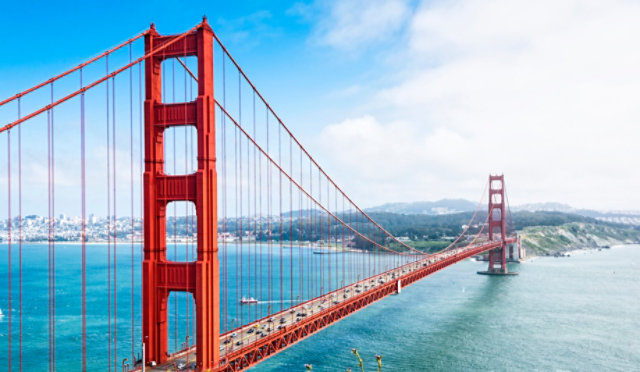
[257,100,263,320]
[348,201,352,285]
[337,190,340,289]
[233,111,239,326]
[189,74,195,338]
[298,148,303,302]
[47,95,51,372]
[289,137,293,305]
[320,174,322,293]
[258,104,264,320]
[18,97,23,372]
[138,61,144,352]
[245,83,251,324]
[252,91,258,322]
[172,58,177,353]
[52,82,56,372]
[342,195,345,289]
[278,118,283,311]
[267,109,273,314]
[245,76,252,325]
[245,111,251,325]
[317,172,321,294]
[46,81,55,372]
[266,109,271,314]
[129,45,135,364]
[161,52,170,350]
[80,67,87,372]
[308,160,312,298]
[238,71,243,329]
[112,74,118,372]
[51,81,57,372]
[329,180,332,288]
[105,56,112,372]
[221,53,228,333]
[7,115,12,372]
[183,45,190,354]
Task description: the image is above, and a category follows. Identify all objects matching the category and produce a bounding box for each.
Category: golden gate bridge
[0,18,520,371]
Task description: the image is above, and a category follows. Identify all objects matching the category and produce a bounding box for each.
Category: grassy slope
[519,222,640,256]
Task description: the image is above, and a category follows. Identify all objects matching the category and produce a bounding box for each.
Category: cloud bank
[310,0,640,210]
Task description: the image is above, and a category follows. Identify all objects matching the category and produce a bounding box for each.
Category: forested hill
[367,210,639,241]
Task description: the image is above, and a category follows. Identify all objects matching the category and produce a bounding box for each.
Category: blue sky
[2,0,640,214]
[0,0,386,133]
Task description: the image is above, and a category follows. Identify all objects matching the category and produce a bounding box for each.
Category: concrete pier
[477,270,518,276]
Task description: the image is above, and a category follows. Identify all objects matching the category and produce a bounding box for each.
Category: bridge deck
[141,239,513,371]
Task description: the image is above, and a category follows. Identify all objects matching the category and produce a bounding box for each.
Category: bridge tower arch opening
[142,18,219,369]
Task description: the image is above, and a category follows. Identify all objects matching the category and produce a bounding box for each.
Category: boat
[240,297,259,305]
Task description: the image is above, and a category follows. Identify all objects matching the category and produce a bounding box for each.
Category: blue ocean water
[0,244,638,371]
[0,242,399,370]
[256,245,640,371]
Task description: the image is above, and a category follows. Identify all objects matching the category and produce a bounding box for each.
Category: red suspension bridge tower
[142,19,220,369]
[478,174,518,275]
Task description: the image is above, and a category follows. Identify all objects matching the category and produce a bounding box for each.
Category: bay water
[0,244,638,371]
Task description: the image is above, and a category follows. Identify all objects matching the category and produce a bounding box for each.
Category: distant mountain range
[511,202,640,225]
[364,199,477,215]
[365,200,640,226]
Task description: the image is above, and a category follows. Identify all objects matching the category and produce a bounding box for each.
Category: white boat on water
[240,297,259,305]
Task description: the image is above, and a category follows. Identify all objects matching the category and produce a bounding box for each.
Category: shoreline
[529,243,637,259]
[0,240,363,250]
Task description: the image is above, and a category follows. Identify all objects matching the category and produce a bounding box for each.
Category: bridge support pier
[477,175,518,276]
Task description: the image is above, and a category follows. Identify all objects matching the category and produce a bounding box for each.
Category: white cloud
[308,0,412,51]
[312,0,640,210]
